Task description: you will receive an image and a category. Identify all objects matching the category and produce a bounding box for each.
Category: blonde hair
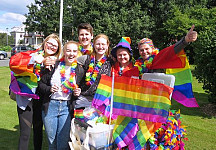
[61,41,80,59]
[93,34,110,56]
[41,33,62,58]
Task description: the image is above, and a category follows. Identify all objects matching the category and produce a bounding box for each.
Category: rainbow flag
[113,116,139,148]
[92,75,173,123]
[166,55,199,107]
[92,75,173,149]
[9,72,39,99]
[113,116,162,149]
[74,109,84,122]
[9,50,40,99]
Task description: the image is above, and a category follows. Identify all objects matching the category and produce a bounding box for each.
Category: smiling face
[44,38,59,56]
[64,43,78,66]
[139,44,153,60]
[116,48,131,67]
[94,37,108,56]
[78,29,93,49]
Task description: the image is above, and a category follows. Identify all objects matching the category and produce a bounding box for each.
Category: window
[21,47,27,50]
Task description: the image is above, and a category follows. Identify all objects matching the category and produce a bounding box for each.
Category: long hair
[93,33,110,56]
[41,33,62,58]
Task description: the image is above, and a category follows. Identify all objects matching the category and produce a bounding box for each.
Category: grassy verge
[0,66,215,149]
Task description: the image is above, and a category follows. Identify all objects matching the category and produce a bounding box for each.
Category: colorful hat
[111,37,133,58]
[138,38,157,51]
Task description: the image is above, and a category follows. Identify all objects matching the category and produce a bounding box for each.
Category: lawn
[0,66,215,150]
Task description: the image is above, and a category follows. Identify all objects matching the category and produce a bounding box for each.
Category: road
[0,58,10,67]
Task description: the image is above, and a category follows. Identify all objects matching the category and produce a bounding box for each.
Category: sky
[0,0,35,33]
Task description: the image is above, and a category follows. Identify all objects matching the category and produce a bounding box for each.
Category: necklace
[134,49,159,78]
[34,50,44,81]
[79,43,93,55]
[60,58,78,93]
[85,55,107,85]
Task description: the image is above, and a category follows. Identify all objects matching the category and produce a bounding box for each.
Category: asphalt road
[0,58,10,67]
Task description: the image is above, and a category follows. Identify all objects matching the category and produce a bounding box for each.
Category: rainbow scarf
[78,43,93,55]
[85,55,107,85]
[166,55,199,107]
[60,58,78,93]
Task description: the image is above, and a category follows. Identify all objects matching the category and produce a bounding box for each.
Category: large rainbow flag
[166,54,199,107]
[92,75,173,123]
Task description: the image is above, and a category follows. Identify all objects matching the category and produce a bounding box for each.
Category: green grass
[0,66,215,149]
[0,67,48,150]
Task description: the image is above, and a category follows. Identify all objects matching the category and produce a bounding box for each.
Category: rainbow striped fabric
[113,116,162,149]
[166,53,199,107]
[9,50,41,99]
[92,75,173,123]
[10,71,39,99]
[74,109,84,121]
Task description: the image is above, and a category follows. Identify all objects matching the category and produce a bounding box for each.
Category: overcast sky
[0,0,34,32]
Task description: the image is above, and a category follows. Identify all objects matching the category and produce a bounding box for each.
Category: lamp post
[59,0,63,44]
[6,28,8,46]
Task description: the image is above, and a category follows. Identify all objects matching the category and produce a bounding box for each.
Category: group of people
[9,23,197,150]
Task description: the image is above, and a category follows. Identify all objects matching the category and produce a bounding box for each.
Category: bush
[0,46,11,52]
[193,27,216,103]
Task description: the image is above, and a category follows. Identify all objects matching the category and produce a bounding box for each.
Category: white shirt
[50,65,75,100]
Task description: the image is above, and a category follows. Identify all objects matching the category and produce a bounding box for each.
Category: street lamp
[59,0,63,44]
[6,28,8,46]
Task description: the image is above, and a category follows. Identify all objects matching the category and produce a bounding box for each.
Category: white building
[10,24,44,48]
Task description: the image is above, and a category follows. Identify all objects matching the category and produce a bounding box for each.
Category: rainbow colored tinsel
[145,110,187,150]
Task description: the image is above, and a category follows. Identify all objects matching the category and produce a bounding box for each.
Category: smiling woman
[37,40,85,149]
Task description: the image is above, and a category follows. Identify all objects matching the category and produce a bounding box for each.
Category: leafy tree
[24,0,60,37]
[24,0,154,56]
[191,7,216,103]
[0,33,14,47]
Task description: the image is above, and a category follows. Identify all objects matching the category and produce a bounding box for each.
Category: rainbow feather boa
[134,49,159,78]
[85,55,107,86]
[60,58,78,93]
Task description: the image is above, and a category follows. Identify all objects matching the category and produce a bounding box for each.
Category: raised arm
[174,25,198,53]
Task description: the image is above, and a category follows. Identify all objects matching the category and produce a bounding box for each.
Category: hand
[44,56,57,71]
[185,25,198,43]
[73,88,81,97]
[50,84,59,93]
[34,54,44,64]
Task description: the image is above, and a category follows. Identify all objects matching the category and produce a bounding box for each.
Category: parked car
[0,50,8,60]
[11,45,36,56]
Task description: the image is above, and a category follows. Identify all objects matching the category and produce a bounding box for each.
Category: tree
[24,0,154,55]
[192,7,216,103]
[0,33,14,47]
[24,0,60,37]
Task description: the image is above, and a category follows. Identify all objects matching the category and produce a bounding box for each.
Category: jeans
[42,99,71,150]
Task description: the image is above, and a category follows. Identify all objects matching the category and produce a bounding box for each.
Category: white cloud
[0,13,26,24]
[0,13,26,31]
[0,0,34,32]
